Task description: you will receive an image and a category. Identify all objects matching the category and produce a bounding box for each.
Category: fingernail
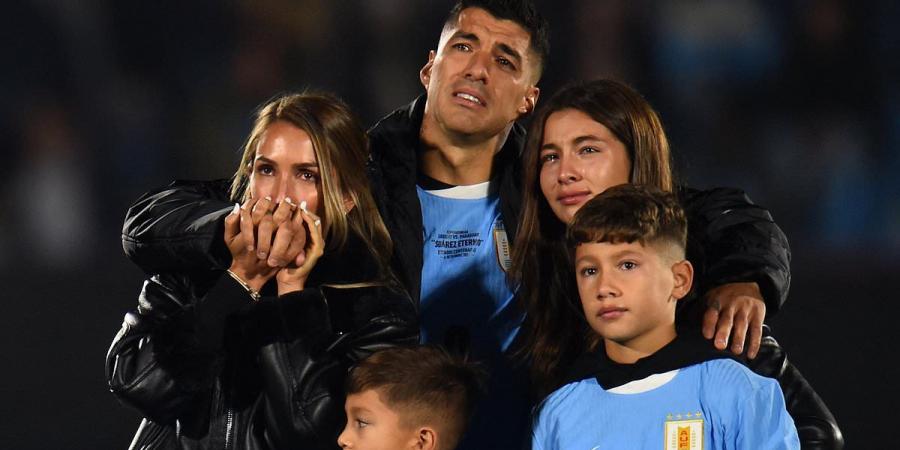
[265,196,272,201]
[284,197,295,208]
[231,203,240,215]
[258,251,267,259]
[268,258,283,267]
[300,200,308,212]
[247,244,255,252]
[314,219,321,227]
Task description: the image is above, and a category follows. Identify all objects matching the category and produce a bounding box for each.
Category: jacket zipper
[224,407,234,450]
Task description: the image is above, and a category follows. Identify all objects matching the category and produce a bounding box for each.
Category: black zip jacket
[119,96,839,448]
[107,234,418,449]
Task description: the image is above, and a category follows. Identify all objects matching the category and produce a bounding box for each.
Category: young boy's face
[574,240,692,351]
[338,389,420,450]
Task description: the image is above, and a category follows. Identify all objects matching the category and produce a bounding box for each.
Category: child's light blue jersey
[416,183,521,356]
[533,359,800,450]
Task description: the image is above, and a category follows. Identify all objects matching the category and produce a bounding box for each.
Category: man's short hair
[567,184,687,256]
[444,0,550,76]
[347,346,486,450]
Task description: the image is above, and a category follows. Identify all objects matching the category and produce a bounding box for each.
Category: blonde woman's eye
[257,165,274,175]
[299,170,319,182]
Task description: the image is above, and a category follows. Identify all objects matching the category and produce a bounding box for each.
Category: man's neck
[603,325,677,365]
[418,118,511,186]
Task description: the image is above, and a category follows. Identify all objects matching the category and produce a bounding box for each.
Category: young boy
[532,185,800,450]
[337,346,485,450]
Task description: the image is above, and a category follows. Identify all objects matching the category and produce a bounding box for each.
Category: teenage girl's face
[538,108,632,223]
[249,120,322,217]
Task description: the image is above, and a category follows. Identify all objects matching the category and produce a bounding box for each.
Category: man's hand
[703,282,766,359]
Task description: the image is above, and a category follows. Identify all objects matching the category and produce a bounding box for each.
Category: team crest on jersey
[664,412,703,450]
[493,219,512,272]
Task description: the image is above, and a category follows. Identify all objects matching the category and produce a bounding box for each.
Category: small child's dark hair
[346,345,487,450]
[567,184,687,254]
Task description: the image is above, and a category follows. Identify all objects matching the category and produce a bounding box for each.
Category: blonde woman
[107,93,417,449]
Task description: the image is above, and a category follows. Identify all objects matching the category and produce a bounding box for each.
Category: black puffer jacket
[108,222,418,449]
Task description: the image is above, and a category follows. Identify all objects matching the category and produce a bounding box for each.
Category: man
[121,1,840,448]
[363,4,547,446]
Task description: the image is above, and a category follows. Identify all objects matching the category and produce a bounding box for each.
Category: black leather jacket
[107,227,418,449]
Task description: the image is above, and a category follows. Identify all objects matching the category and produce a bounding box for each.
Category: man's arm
[680,186,791,311]
[680,186,791,357]
[122,179,233,273]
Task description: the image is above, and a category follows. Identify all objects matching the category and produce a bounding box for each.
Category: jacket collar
[564,328,740,390]
[369,94,527,184]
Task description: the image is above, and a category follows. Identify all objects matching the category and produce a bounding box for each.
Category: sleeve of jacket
[747,327,844,449]
[680,186,792,314]
[249,285,419,449]
[122,179,234,273]
[105,271,250,424]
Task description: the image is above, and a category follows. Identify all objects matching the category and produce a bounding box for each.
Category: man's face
[337,390,420,450]
[574,241,691,348]
[420,7,540,141]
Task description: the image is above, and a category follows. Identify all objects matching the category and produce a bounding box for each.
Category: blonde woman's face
[249,120,322,217]
[539,109,631,223]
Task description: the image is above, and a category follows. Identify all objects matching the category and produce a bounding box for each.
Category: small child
[532,184,800,450]
[337,346,485,450]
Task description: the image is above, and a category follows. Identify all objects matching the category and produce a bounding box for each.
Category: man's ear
[517,86,541,116]
[420,50,437,89]
[412,427,436,450]
[670,260,694,301]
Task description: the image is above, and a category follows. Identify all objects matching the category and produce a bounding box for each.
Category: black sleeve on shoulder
[251,285,418,448]
[122,179,233,274]
[679,185,792,314]
[748,327,844,449]
[106,272,250,424]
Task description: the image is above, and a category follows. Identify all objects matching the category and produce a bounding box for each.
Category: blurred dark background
[2,0,897,448]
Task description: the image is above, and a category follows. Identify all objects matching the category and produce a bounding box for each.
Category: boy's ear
[412,427,437,450]
[670,260,694,301]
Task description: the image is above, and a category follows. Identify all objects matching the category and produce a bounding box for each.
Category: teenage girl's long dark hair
[510,79,672,397]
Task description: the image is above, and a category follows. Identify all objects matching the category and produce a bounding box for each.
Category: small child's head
[338,346,485,450]
[566,184,693,357]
